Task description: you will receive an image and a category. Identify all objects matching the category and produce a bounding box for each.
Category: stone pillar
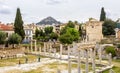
[47,43,49,53]
[85,49,89,73]
[68,59,71,73]
[108,53,112,73]
[60,44,63,59]
[34,40,37,52]
[108,53,112,66]
[44,42,46,55]
[90,49,93,62]
[68,45,71,73]
[39,46,41,53]
[27,46,29,52]
[30,40,33,52]
[78,51,81,73]
[68,46,70,59]
[92,48,96,73]
[99,46,102,64]
[46,43,47,53]
[50,43,52,56]
[54,49,56,58]
[115,28,118,38]
[81,50,84,59]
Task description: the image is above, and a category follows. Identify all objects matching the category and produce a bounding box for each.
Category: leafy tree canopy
[105,46,116,57]
[59,27,79,44]
[66,28,79,41]
[66,21,75,28]
[44,26,53,35]
[35,28,40,38]
[0,31,6,44]
[8,33,22,45]
[50,32,58,41]
[59,33,73,44]
[102,19,117,36]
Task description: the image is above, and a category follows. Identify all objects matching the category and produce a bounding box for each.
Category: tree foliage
[60,26,67,35]
[105,46,116,57]
[66,28,79,41]
[39,29,45,37]
[14,8,25,41]
[59,27,79,44]
[59,21,80,44]
[35,28,40,38]
[8,33,22,46]
[59,33,73,44]
[102,19,116,36]
[50,32,58,41]
[60,21,76,35]
[66,21,75,28]
[0,31,6,44]
[100,7,106,21]
[44,26,53,35]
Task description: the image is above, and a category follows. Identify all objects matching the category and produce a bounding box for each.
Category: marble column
[50,43,52,56]
[39,46,41,53]
[81,50,84,59]
[108,53,112,66]
[78,51,81,73]
[92,48,96,73]
[108,53,112,73]
[68,46,70,59]
[45,43,47,54]
[54,49,56,58]
[48,43,51,55]
[99,46,102,64]
[68,45,71,73]
[60,44,63,59]
[34,40,37,52]
[30,40,33,52]
[85,49,89,73]
[44,42,46,55]
[90,49,93,62]
[68,59,71,73]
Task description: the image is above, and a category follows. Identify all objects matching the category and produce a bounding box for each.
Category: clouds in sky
[0,2,12,15]
[47,0,67,5]
[0,0,119,23]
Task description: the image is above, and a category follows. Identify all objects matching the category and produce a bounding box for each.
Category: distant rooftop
[0,24,14,31]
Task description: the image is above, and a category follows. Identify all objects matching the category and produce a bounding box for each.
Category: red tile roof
[0,24,14,31]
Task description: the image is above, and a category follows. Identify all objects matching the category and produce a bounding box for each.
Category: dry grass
[0,55,42,67]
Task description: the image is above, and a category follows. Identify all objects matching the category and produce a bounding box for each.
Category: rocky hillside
[36,16,61,25]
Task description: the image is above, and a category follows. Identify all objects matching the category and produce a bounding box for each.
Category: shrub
[117,44,120,49]
[105,46,116,57]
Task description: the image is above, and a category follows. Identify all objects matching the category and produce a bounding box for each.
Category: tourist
[25,57,28,63]
[18,59,21,66]
[38,55,40,62]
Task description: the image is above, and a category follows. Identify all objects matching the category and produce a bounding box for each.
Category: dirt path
[0,58,56,73]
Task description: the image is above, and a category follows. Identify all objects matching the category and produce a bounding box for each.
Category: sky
[0,0,120,24]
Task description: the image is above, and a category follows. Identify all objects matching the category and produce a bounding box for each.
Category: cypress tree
[14,8,25,41]
[100,7,106,21]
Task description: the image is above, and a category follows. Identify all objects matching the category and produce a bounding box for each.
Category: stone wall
[85,18,103,42]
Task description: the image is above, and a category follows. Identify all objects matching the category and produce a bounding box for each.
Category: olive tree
[8,33,22,48]
[0,31,6,48]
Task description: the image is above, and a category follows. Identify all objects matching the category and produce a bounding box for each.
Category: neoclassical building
[0,23,14,37]
[85,18,103,42]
